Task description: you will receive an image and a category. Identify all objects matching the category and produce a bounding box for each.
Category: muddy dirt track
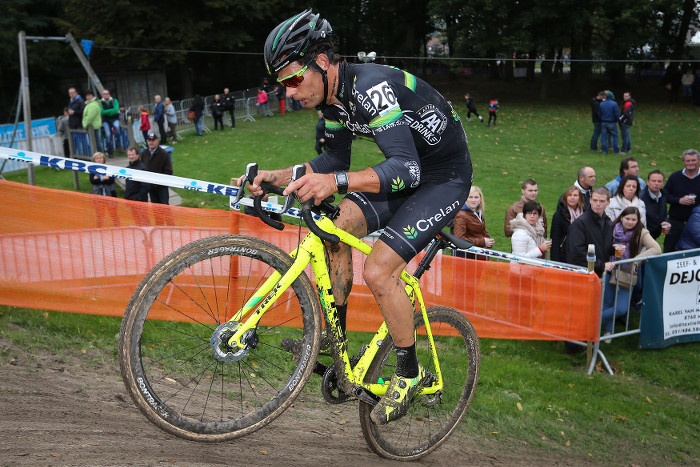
[0,339,578,466]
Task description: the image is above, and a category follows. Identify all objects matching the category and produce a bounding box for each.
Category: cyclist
[241,9,472,425]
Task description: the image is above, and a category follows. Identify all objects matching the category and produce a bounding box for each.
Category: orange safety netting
[0,180,601,341]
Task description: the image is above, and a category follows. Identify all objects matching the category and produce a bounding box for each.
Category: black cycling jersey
[309,62,469,190]
[307,62,472,261]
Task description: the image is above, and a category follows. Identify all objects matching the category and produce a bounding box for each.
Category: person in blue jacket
[598,91,621,155]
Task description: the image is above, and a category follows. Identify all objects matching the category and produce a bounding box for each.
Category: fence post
[586,243,596,368]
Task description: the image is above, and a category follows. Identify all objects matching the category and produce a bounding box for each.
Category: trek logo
[402,199,461,238]
[403,104,447,146]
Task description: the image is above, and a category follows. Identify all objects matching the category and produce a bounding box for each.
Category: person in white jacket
[510,201,552,258]
[606,174,647,227]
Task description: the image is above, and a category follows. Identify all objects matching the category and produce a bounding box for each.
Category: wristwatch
[334,171,349,194]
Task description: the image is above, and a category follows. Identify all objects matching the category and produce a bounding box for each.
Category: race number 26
[367,81,398,116]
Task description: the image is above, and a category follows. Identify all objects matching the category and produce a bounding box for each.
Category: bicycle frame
[223,216,444,397]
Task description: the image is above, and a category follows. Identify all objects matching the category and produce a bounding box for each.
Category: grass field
[2,78,699,464]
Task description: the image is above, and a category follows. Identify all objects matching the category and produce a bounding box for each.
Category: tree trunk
[539,48,555,100]
[526,48,537,82]
[570,28,593,97]
[672,0,696,61]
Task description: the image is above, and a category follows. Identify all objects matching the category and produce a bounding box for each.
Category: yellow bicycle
[119,164,480,461]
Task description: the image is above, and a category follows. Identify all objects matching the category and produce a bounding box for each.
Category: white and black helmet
[264,9,333,75]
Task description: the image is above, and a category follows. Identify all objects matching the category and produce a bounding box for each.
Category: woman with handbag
[602,206,661,340]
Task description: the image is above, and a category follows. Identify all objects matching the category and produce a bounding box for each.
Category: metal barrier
[587,248,700,375]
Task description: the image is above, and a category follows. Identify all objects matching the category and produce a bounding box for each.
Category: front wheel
[119,235,321,442]
[358,306,480,461]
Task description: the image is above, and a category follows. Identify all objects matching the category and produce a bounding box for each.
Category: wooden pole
[18,31,35,185]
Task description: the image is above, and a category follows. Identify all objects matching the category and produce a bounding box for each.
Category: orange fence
[0,180,601,341]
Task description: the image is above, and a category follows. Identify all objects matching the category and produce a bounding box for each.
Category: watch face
[335,172,349,194]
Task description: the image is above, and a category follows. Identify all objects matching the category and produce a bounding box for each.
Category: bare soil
[0,338,583,466]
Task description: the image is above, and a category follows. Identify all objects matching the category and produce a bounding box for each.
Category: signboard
[0,118,57,147]
[640,249,700,348]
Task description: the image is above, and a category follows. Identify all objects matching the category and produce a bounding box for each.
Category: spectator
[276,84,286,114]
[256,88,269,116]
[606,174,647,227]
[567,187,614,278]
[82,89,103,152]
[640,170,670,239]
[602,206,660,340]
[140,133,173,205]
[453,186,494,259]
[487,98,498,127]
[56,107,70,156]
[550,186,584,263]
[464,93,483,122]
[605,157,647,194]
[510,201,551,259]
[574,166,596,211]
[223,88,236,129]
[590,91,605,151]
[100,89,120,157]
[67,87,85,129]
[138,106,151,142]
[291,95,302,111]
[676,205,700,250]
[210,94,225,130]
[119,104,129,126]
[261,77,273,93]
[619,91,635,153]
[504,179,547,238]
[315,110,326,155]
[598,91,621,155]
[681,69,694,99]
[124,146,150,202]
[153,95,167,144]
[189,95,205,136]
[663,148,700,252]
[89,152,116,197]
[164,97,178,142]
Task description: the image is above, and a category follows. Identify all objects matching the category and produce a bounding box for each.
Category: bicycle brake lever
[281,164,306,214]
[231,162,258,204]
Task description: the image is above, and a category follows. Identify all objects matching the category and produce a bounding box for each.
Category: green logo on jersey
[403,225,418,239]
[391,177,405,192]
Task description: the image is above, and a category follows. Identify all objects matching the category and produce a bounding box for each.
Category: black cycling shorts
[345,160,472,263]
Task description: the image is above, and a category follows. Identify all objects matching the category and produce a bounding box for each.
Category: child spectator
[464,93,483,122]
[89,152,116,197]
[487,98,499,127]
[139,107,150,142]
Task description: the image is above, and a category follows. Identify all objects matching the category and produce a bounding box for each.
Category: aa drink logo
[403,104,447,146]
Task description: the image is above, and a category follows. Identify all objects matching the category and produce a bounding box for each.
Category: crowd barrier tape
[0,148,602,343]
[0,146,593,274]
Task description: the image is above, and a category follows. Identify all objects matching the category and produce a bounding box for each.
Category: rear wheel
[119,235,321,441]
[358,306,480,460]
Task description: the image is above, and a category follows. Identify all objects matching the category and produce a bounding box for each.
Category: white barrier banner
[663,256,700,339]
